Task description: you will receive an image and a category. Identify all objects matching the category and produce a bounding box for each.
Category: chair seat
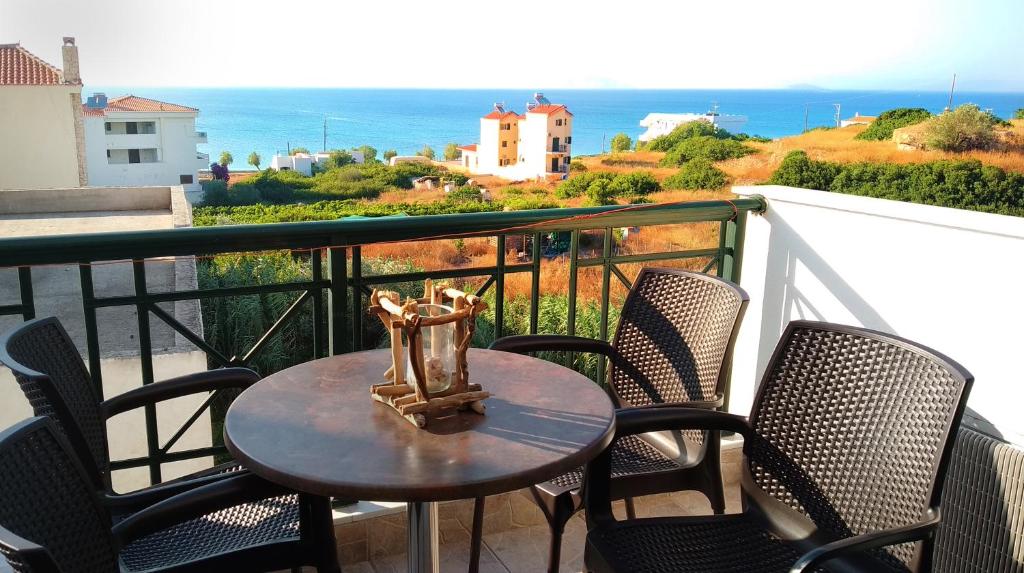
[585,513,812,573]
[543,434,684,494]
[119,494,300,572]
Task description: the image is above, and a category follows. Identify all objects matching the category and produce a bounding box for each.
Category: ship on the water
[638,103,748,141]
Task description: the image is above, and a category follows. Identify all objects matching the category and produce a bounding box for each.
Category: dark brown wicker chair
[0,317,338,572]
[0,416,339,572]
[482,268,749,572]
[582,321,974,573]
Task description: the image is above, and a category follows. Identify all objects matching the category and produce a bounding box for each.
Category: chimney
[61,37,81,85]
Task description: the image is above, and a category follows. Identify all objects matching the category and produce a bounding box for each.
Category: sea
[82,87,1023,165]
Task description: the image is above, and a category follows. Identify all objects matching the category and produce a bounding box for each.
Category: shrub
[383,149,398,162]
[447,185,484,202]
[417,145,436,160]
[555,172,615,199]
[733,133,771,143]
[289,147,311,156]
[663,158,729,189]
[855,108,931,141]
[1015,109,1024,120]
[354,145,378,163]
[767,151,1024,215]
[585,179,614,206]
[607,171,660,197]
[327,149,356,168]
[201,180,229,205]
[610,133,633,153]
[767,151,842,191]
[569,160,587,173]
[210,162,230,181]
[443,143,461,161]
[659,136,754,166]
[926,104,1000,152]
[646,121,729,151]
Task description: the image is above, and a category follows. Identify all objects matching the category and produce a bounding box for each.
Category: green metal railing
[0,197,764,485]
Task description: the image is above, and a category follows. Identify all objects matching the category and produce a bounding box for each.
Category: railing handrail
[0,197,765,267]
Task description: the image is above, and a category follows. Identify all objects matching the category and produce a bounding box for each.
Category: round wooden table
[224,348,616,573]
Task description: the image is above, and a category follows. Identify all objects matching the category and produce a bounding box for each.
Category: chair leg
[623,496,637,520]
[547,520,564,573]
[469,496,485,573]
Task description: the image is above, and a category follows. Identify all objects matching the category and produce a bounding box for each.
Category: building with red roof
[459,93,573,181]
[0,38,88,189]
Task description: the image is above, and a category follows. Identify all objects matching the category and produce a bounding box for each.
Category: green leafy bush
[659,136,754,166]
[768,150,1024,215]
[926,104,1000,152]
[663,158,729,189]
[326,149,356,168]
[646,121,729,151]
[569,159,587,173]
[555,172,615,199]
[610,133,633,153]
[606,171,660,197]
[585,179,614,206]
[1015,109,1024,120]
[855,108,932,140]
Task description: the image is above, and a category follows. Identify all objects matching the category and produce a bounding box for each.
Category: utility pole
[322,115,328,152]
[602,133,606,154]
[287,141,290,155]
[833,103,842,128]
[803,106,809,133]
[945,73,957,112]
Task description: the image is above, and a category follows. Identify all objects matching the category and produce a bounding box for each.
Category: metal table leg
[407,501,440,573]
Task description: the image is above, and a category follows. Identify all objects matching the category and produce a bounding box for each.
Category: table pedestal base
[407,501,440,573]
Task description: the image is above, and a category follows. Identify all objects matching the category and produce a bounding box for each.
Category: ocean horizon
[82,87,1024,165]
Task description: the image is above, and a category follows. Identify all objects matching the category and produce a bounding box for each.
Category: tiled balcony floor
[347,483,743,573]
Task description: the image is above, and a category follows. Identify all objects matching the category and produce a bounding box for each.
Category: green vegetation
[289,147,311,156]
[219,151,233,166]
[610,133,633,153]
[555,171,660,202]
[444,143,461,161]
[417,145,436,160]
[1015,109,1024,120]
[768,150,1024,216]
[383,149,398,162]
[326,149,356,168]
[355,145,378,163]
[569,159,587,172]
[855,108,931,141]
[926,104,1001,152]
[645,121,728,151]
[659,136,754,166]
[662,158,729,190]
[247,151,260,170]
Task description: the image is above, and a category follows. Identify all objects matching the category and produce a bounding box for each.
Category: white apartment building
[82,94,209,192]
[270,150,365,176]
[459,93,572,181]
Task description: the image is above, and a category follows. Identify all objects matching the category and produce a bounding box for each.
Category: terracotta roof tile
[457,144,477,152]
[527,104,573,117]
[0,43,63,85]
[483,110,519,120]
[82,95,198,115]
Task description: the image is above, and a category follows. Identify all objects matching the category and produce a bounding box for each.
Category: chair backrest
[0,318,109,483]
[746,321,973,569]
[0,417,118,573]
[610,268,748,408]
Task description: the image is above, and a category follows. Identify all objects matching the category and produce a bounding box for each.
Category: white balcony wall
[731,185,1024,443]
[106,133,161,150]
[86,114,206,192]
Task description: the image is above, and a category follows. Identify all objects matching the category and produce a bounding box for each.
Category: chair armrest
[0,525,59,573]
[489,334,616,357]
[102,467,247,512]
[790,510,940,572]
[584,406,753,526]
[111,472,294,547]
[101,367,260,419]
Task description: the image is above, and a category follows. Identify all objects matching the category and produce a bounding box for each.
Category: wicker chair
[0,317,338,572]
[481,268,749,572]
[582,321,974,573]
[0,416,339,572]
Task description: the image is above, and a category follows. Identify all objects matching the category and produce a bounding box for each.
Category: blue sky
[2,0,1022,91]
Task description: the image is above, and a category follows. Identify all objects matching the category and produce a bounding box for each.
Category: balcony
[195,131,208,143]
[550,143,569,153]
[0,187,1020,571]
[106,132,161,150]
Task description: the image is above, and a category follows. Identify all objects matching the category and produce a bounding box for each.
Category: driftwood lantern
[368,279,490,428]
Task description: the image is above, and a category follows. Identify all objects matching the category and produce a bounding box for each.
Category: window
[106,150,110,158]
[502,141,508,148]
[555,119,563,126]
[104,122,111,132]
[179,174,194,184]
[128,149,141,164]
[126,122,138,135]
[566,136,572,144]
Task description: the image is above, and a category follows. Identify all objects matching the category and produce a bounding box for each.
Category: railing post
[311,249,324,359]
[529,233,541,335]
[722,210,747,284]
[132,260,161,485]
[351,246,363,351]
[494,235,505,340]
[567,230,580,368]
[327,247,349,356]
[17,267,34,320]
[597,227,613,385]
[78,263,103,398]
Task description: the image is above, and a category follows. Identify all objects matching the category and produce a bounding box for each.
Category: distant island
[785,83,830,91]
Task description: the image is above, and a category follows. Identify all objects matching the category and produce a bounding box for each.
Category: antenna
[945,74,957,112]
[833,103,842,128]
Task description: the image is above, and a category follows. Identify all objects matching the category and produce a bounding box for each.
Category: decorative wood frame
[368,279,490,427]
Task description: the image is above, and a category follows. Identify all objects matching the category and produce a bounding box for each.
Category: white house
[82,93,209,192]
[460,93,572,181]
[270,150,365,176]
[638,108,749,142]
[840,113,877,128]
[0,38,87,190]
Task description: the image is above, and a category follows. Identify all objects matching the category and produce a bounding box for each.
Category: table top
[224,348,616,502]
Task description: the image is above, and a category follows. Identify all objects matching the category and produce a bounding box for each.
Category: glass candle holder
[406,304,455,395]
